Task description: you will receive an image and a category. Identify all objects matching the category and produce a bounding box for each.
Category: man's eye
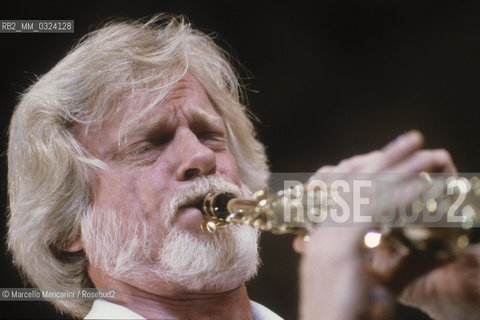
[129,145,153,156]
[200,133,227,150]
[200,132,225,142]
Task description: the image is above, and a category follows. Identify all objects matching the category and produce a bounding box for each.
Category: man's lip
[173,206,204,226]
[179,195,206,211]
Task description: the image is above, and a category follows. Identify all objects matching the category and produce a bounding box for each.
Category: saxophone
[201,173,480,253]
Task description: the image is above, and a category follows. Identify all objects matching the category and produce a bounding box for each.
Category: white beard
[81,176,260,291]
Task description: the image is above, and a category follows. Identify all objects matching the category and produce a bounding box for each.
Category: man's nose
[175,129,217,180]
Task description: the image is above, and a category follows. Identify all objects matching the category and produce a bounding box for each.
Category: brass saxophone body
[200,174,480,252]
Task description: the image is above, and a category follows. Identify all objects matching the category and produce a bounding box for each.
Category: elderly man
[6,14,480,320]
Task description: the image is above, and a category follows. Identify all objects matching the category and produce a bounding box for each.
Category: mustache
[162,176,248,228]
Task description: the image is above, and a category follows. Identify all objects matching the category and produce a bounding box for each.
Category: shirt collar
[84,299,283,320]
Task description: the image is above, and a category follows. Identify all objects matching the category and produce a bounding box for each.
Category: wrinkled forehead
[118,74,223,131]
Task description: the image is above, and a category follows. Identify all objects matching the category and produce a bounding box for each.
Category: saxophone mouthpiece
[200,192,237,233]
[202,192,237,220]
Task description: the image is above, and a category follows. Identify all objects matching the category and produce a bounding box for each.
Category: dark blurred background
[2,0,480,319]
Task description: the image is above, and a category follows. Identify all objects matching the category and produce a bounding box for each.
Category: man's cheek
[217,153,241,186]
[93,171,138,210]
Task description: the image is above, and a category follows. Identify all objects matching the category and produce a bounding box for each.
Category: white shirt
[85,299,284,320]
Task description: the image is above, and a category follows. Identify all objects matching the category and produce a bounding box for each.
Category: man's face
[81,73,241,236]
[77,74,259,291]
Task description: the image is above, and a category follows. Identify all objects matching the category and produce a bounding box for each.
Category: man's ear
[62,238,84,252]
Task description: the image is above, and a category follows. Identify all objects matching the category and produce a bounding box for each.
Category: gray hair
[7,14,269,317]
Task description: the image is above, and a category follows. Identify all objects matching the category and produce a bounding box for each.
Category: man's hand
[295,131,479,320]
[398,246,480,320]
